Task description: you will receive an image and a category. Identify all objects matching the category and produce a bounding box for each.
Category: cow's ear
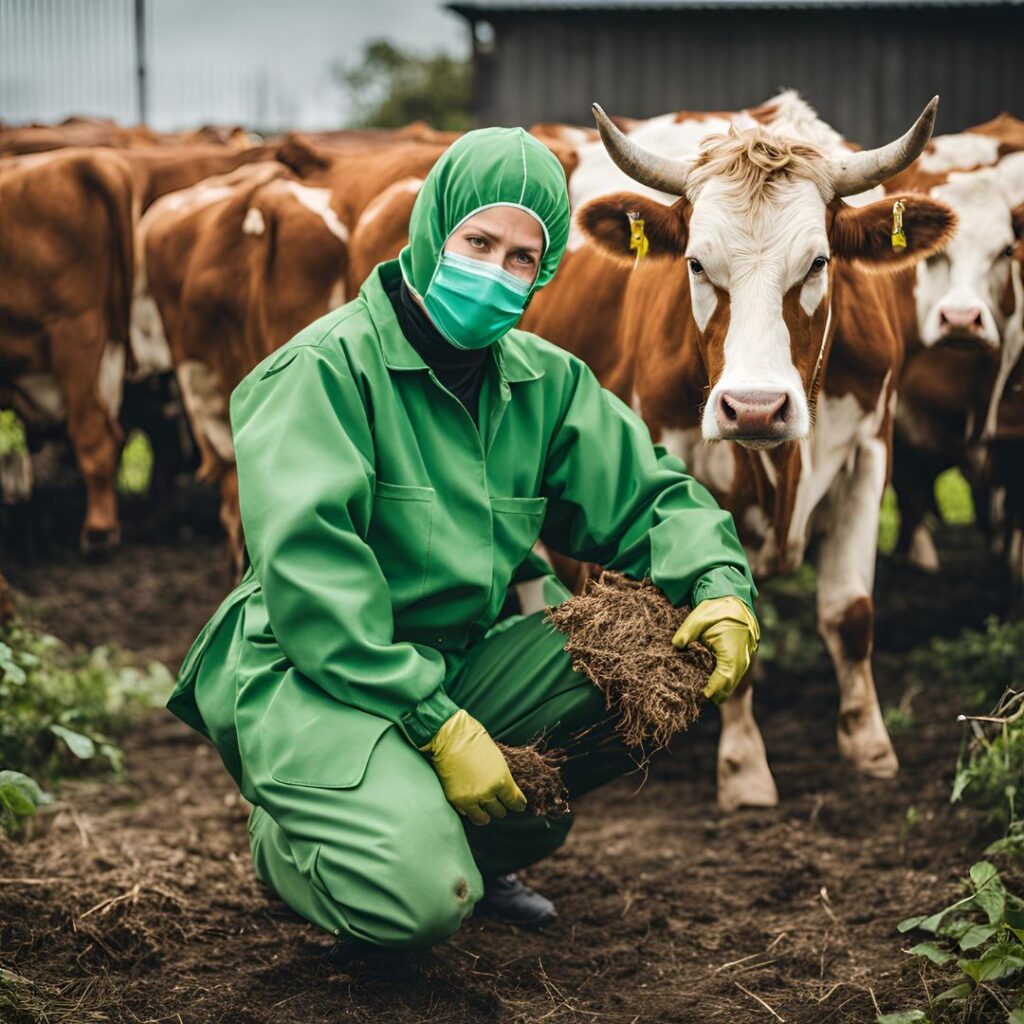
[274,132,331,178]
[577,192,687,265]
[831,195,957,270]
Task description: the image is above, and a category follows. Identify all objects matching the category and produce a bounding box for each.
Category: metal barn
[446,0,1024,145]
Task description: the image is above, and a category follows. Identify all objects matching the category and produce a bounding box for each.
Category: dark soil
[0,523,1011,1023]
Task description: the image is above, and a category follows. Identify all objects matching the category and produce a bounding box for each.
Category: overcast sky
[0,0,469,130]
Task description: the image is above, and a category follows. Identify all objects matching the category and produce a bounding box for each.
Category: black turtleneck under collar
[384,273,490,427]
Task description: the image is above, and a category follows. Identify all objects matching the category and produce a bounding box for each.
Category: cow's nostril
[772,395,790,425]
[719,394,738,422]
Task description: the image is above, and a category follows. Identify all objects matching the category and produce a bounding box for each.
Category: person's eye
[688,258,704,276]
[467,236,487,249]
[514,252,536,265]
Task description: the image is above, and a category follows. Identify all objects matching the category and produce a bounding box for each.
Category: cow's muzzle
[715,389,795,446]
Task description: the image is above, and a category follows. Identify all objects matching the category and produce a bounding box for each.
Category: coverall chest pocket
[366,480,435,607]
[490,495,549,588]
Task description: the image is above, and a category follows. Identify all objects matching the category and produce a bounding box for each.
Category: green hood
[398,127,570,301]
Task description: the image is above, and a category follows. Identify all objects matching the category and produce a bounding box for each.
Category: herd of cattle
[1,94,1022,811]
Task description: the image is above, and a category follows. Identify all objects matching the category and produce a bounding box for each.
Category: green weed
[879,860,1024,1023]
[0,622,171,834]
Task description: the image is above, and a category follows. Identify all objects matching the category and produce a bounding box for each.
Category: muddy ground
[0,501,1012,1023]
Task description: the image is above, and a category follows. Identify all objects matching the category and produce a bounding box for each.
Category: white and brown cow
[556,95,954,810]
[880,118,1024,572]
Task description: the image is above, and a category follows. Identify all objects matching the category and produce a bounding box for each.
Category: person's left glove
[671,596,760,705]
[419,709,528,825]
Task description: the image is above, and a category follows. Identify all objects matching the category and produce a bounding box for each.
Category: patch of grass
[0,622,171,834]
[879,485,900,556]
[910,617,1024,709]
[0,410,27,458]
[952,690,1023,830]
[935,468,975,526]
[116,430,153,496]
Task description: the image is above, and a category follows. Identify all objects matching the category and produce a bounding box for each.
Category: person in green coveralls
[167,126,760,952]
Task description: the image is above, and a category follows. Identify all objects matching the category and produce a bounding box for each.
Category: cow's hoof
[717,729,779,812]
[80,526,121,556]
[837,715,899,779]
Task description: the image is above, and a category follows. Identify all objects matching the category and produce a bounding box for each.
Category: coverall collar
[363,260,543,384]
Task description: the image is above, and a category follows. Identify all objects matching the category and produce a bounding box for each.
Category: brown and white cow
[136,138,451,571]
[560,95,954,810]
[0,147,135,551]
[883,117,1024,571]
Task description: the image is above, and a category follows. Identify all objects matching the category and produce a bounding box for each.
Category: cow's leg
[816,440,898,778]
[717,678,778,811]
[892,435,940,572]
[218,465,246,580]
[50,313,125,552]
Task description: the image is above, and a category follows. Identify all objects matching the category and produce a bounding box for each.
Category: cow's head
[578,100,956,449]
[915,164,1024,349]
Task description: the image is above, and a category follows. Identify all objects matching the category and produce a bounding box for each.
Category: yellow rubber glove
[671,596,760,706]
[418,709,527,825]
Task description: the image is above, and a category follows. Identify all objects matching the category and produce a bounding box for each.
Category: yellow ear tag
[627,210,649,265]
[891,199,908,250]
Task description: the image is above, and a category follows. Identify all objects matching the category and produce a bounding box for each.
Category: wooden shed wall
[467,7,1023,144]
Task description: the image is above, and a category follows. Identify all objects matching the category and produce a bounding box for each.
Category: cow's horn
[829,96,939,197]
[592,102,691,197]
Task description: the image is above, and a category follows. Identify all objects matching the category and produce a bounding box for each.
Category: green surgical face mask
[423,250,533,350]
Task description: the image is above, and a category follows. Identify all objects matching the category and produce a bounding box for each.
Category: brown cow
[0,148,135,550]
[558,94,954,810]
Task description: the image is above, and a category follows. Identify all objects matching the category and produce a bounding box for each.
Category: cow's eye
[688,258,704,276]
[1003,244,1016,259]
[810,255,829,274]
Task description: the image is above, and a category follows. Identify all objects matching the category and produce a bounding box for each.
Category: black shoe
[476,872,557,928]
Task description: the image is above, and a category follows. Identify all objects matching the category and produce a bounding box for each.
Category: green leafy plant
[880,860,1024,1023]
[911,619,1024,709]
[0,622,172,832]
[0,770,52,836]
[952,691,1023,829]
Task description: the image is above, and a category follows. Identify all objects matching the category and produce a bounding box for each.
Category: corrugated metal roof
[447,0,1023,11]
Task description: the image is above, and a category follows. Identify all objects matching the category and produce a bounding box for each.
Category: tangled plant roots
[546,571,714,750]
[498,742,569,817]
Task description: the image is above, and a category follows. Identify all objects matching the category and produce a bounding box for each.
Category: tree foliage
[334,39,471,131]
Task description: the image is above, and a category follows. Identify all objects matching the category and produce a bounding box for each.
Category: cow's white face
[688,176,831,445]
[916,170,1016,348]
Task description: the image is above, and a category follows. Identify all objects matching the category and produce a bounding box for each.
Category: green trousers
[237,607,634,951]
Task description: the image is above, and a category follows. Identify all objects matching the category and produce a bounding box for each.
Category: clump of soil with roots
[503,571,713,813]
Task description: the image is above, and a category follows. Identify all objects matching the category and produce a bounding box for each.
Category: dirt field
[0,519,1010,1024]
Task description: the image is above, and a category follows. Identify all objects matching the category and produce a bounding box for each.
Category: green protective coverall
[166,126,757,951]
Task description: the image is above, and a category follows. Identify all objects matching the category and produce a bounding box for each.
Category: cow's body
[0,148,135,549]
[884,117,1024,572]
[529,92,953,809]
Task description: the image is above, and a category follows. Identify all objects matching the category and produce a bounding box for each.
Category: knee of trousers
[313,834,485,951]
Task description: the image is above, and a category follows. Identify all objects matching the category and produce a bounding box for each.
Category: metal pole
[134,0,147,124]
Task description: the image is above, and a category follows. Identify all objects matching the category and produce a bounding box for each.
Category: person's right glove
[671,596,760,705]
[418,709,527,825]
